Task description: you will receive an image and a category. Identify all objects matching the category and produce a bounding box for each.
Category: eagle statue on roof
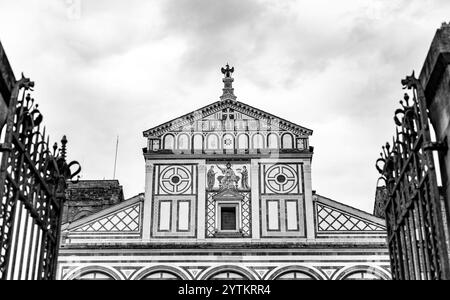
[221,64,234,78]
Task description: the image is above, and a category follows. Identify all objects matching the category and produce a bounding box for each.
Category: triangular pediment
[213,188,244,200]
[143,99,313,138]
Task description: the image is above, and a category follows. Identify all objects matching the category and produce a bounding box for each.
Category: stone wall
[419,22,450,218]
[63,180,125,224]
[373,186,388,219]
[0,40,15,130]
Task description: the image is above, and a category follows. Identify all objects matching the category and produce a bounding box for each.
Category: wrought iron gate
[0,75,80,280]
[376,72,450,280]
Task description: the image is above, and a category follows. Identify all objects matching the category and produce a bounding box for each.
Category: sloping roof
[62,193,144,230]
[313,193,387,233]
[143,98,313,138]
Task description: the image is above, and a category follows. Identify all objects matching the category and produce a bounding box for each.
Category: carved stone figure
[239,166,249,190]
[207,166,216,190]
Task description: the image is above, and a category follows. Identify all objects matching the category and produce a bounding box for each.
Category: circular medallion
[265,165,298,194]
[160,166,192,194]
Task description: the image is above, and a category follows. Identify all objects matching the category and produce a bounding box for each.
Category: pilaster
[251,159,260,239]
[303,161,315,239]
[197,162,207,239]
[142,160,154,241]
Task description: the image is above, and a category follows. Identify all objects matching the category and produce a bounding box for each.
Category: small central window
[220,207,237,231]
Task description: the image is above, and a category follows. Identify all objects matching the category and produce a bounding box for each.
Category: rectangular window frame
[285,200,300,231]
[177,200,191,232]
[266,200,281,232]
[216,202,241,233]
[158,200,172,232]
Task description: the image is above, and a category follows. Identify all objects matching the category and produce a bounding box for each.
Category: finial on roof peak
[220,64,237,101]
[221,64,234,78]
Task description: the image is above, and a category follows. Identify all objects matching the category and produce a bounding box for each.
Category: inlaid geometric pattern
[241,192,251,236]
[206,193,217,237]
[74,204,141,232]
[317,204,385,232]
[159,166,192,195]
[264,164,299,194]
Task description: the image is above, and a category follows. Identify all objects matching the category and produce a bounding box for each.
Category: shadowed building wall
[63,180,125,224]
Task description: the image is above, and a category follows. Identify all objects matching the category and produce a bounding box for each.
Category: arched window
[163,135,175,150]
[275,271,315,280]
[282,134,294,149]
[177,134,190,150]
[207,134,219,150]
[238,134,249,150]
[252,134,264,149]
[209,271,248,280]
[141,271,181,280]
[75,271,115,280]
[343,271,384,280]
[267,133,279,149]
[193,134,203,150]
[223,134,235,150]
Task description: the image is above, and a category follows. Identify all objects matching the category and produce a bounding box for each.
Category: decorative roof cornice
[143,99,313,138]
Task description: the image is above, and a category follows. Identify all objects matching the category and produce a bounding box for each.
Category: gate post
[419,22,450,265]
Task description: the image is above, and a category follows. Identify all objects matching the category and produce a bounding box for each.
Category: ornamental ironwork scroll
[0,74,81,280]
[376,72,450,280]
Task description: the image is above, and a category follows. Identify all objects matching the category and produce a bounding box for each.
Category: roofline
[143,99,313,137]
[62,193,144,230]
[314,193,387,227]
[143,100,222,137]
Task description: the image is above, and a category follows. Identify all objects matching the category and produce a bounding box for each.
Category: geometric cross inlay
[265,164,298,194]
[159,166,192,195]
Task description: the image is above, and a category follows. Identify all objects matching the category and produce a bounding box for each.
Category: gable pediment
[213,188,244,200]
[143,99,313,138]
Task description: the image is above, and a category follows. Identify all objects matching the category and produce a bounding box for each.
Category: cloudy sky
[0,0,449,212]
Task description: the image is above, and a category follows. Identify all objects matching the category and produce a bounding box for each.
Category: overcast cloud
[1,0,449,212]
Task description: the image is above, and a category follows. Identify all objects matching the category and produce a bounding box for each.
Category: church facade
[57,66,391,280]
